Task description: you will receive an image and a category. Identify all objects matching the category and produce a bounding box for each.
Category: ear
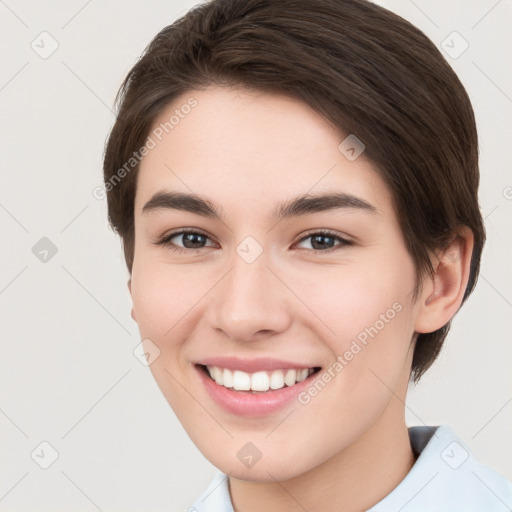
[414,226,474,334]
[127,278,137,322]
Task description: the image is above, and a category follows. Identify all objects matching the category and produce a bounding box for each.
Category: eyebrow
[142,190,378,221]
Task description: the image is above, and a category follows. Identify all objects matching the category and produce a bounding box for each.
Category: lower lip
[196,365,318,418]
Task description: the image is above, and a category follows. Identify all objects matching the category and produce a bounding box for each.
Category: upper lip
[196,356,319,373]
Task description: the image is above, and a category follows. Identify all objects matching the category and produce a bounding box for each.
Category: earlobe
[415,227,474,334]
[127,278,137,322]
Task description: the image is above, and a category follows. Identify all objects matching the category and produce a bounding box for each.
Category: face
[129,86,422,481]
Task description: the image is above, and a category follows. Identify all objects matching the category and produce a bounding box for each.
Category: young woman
[103,0,511,510]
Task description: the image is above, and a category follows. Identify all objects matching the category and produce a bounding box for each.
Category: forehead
[135,86,392,218]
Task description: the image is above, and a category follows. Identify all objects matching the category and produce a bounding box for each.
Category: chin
[197,441,319,483]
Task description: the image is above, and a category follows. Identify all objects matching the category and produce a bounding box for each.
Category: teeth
[212,366,223,385]
[233,370,251,391]
[269,370,285,390]
[284,369,296,387]
[251,371,269,392]
[297,368,309,382]
[205,365,315,392]
[223,368,233,388]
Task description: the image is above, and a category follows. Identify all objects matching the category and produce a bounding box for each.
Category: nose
[208,249,293,343]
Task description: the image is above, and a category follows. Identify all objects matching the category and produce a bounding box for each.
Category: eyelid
[154,227,353,253]
[153,228,217,248]
[293,229,353,251]
[295,228,352,244]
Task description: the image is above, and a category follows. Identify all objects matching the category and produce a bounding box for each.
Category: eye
[294,230,353,252]
[154,229,216,253]
[154,229,353,254]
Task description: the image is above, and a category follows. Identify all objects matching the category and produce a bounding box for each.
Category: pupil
[183,233,205,248]
[311,235,334,250]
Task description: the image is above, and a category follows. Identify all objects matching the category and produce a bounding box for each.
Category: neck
[229,400,415,512]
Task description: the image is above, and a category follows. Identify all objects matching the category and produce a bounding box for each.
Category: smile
[204,365,319,392]
[195,357,323,417]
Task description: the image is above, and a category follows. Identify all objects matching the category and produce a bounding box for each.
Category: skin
[128,86,473,512]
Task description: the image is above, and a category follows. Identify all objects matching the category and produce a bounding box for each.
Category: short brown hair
[103,0,485,382]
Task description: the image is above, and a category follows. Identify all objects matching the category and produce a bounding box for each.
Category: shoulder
[370,424,512,512]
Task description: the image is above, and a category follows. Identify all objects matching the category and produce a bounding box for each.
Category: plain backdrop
[1,1,511,510]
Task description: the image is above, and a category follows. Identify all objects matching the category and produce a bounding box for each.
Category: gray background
[1,0,510,510]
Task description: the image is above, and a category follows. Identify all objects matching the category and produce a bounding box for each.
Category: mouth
[198,364,322,393]
[194,356,324,417]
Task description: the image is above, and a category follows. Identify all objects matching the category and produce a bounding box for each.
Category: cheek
[130,259,210,342]
[301,255,417,405]
[130,262,204,413]
[304,256,415,348]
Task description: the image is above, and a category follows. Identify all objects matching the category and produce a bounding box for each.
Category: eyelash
[154,228,353,254]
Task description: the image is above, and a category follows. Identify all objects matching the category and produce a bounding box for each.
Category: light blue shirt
[189,425,512,511]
